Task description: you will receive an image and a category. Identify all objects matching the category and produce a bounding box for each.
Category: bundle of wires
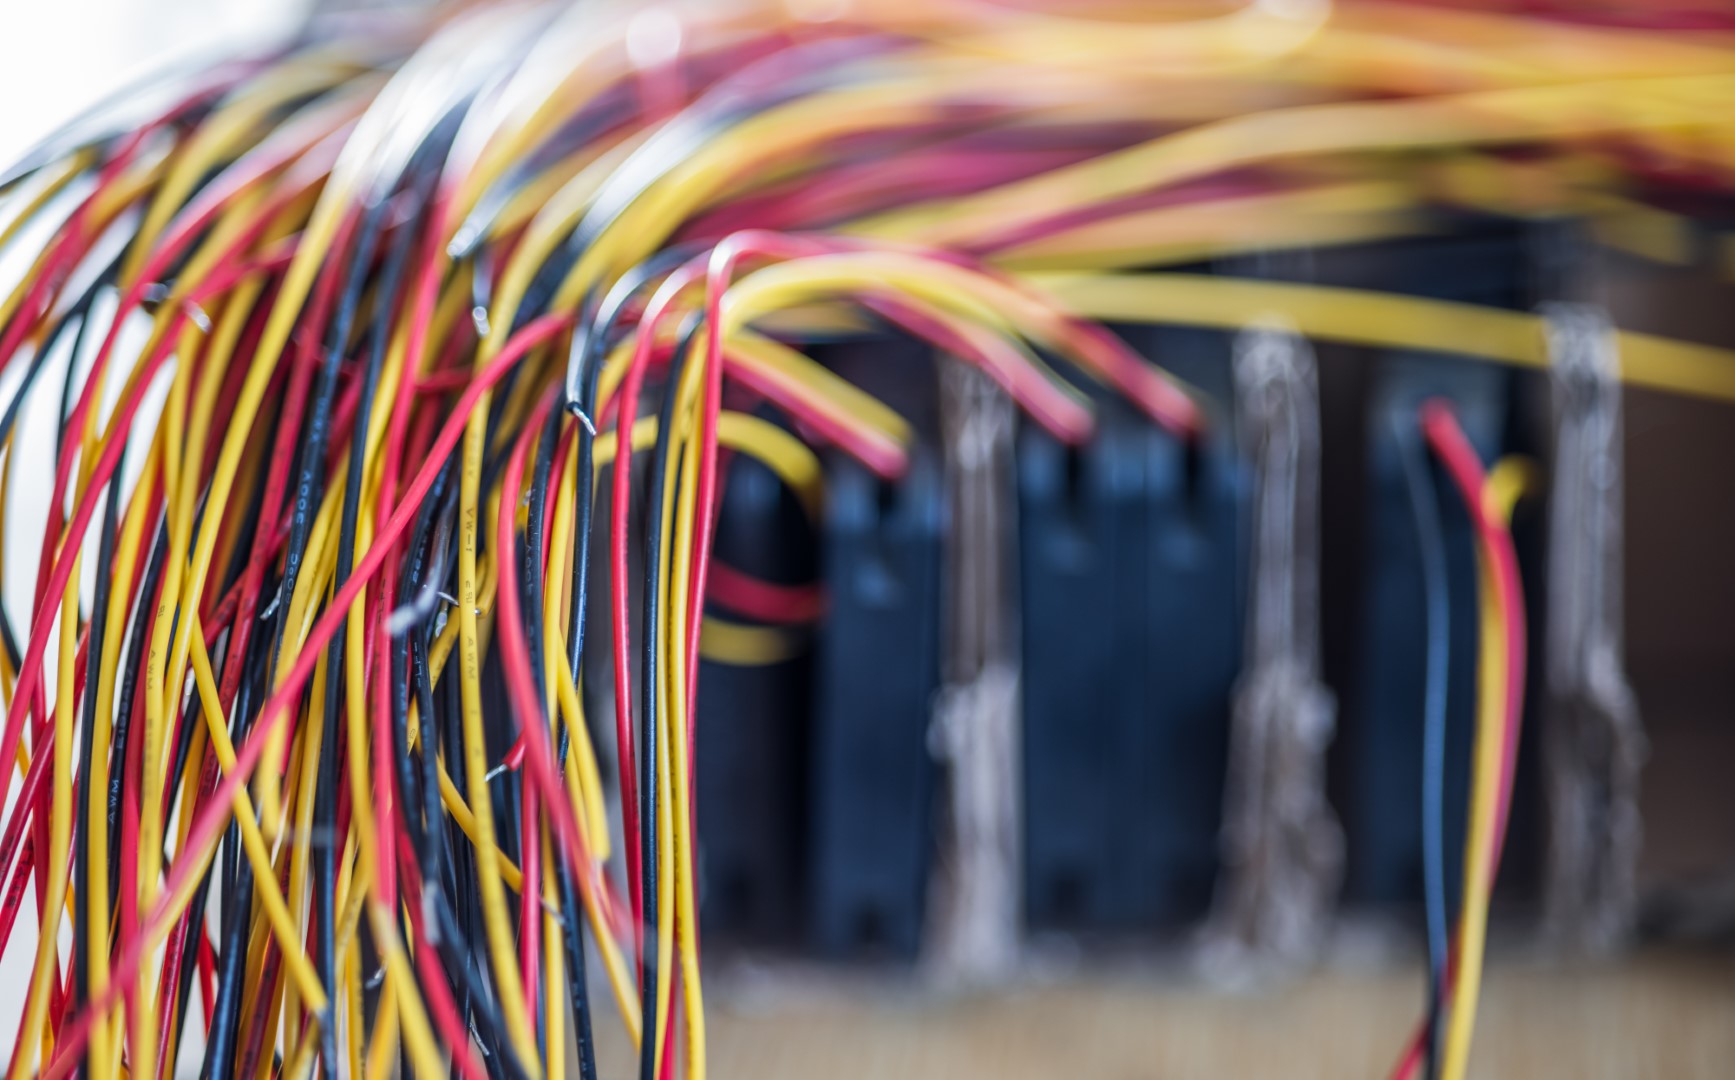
[1391,404,1531,1080]
[0,2,1734,1079]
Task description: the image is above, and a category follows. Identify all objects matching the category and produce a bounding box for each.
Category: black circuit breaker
[808,334,946,960]
[695,447,817,945]
[1020,324,1246,933]
[1347,356,1507,907]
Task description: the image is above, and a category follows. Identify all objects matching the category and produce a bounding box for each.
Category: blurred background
[0,0,309,167]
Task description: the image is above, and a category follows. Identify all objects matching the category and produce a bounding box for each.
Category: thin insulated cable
[1423,408,1529,1080]
[1389,408,1532,1080]
[564,243,703,974]
[38,311,579,1080]
[314,99,467,1079]
[1396,414,1451,1080]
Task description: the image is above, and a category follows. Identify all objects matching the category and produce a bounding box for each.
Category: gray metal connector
[1541,302,1645,954]
[926,361,1022,987]
[1204,323,1342,977]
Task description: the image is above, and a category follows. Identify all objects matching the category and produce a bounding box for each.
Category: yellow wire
[1440,458,1534,1080]
[185,619,331,1008]
[362,971,400,1080]
[664,350,707,1080]
[992,179,1420,272]
[541,430,610,860]
[7,556,78,1080]
[849,73,1735,247]
[713,251,1146,408]
[457,278,546,1080]
[1030,272,1735,405]
[699,619,805,666]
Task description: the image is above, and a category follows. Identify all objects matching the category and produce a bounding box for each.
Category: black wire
[70,441,125,1080]
[0,261,121,666]
[518,412,558,1062]
[306,192,390,1080]
[200,610,283,1080]
[635,316,704,1080]
[311,128,447,1077]
[156,422,274,1079]
[107,517,169,917]
[438,611,521,1080]
[387,458,457,638]
[541,247,699,1080]
[162,492,219,817]
[170,574,272,1079]
[51,277,103,466]
[522,404,605,1079]
[168,624,262,1079]
[203,574,286,1080]
[297,94,465,1071]
[198,835,255,1080]
[265,133,396,680]
[405,110,541,1080]
[391,456,456,865]
[563,243,702,674]
[388,456,527,1080]
[1397,415,1451,1080]
[384,436,529,1080]
[553,831,600,1080]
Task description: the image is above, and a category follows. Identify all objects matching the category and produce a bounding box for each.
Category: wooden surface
[599,947,1735,1078]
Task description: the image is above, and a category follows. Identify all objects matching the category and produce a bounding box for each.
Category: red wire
[519,759,543,1020]
[0,237,272,1058]
[0,241,296,839]
[0,829,40,961]
[1387,401,1530,1080]
[362,186,456,931]
[497,390,615,915]
[609,263,705,976]
[401,855,490,1080]
[660,971,681,1080]
[503,390,557,1020]
[369,194,455,922]
[27,131,328,632]
[0,118,151,380]
[705,563,824,624]
[232,937,281,1080]
[197,926,218,1028]
[500,417,581,774]
[42,311,577,1080]
[1420,400,1527,872]
[0,92,260,1041]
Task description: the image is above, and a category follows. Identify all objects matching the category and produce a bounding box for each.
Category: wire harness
[0,2,1730,1078]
